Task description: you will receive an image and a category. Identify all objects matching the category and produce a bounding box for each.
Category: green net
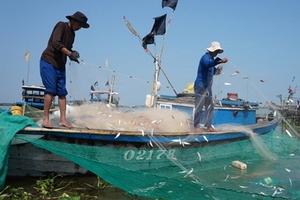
[15,130,300,200]
[0,110,37,189]
[2,106,300,199]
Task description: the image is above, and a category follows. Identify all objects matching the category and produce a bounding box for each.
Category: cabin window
[159,104,172,110]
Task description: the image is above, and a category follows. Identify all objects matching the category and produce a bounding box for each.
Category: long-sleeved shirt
[194,52,221,90]
[41,22,75,71]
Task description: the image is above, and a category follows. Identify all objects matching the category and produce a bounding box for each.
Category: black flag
[162,0,178,10]
[142,14,167,49]
[142,33,155,49]
[151,14,167,35]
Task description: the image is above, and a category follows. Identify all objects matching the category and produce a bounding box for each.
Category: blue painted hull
[18,118,279,145]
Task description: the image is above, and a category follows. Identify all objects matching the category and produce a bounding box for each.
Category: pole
[26,60,30,85]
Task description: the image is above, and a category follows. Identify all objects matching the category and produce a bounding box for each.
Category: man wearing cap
[40,11,89,129]
[194,41,228,132]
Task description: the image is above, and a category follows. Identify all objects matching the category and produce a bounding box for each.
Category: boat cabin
[15,85,52,109]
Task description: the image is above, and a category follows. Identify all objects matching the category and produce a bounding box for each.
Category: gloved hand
[69,51,80,63]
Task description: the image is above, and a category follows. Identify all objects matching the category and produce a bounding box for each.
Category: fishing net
[14,130,300,199]
[0,110,37,189]
[22,104,46,122]
[2,105,300,199]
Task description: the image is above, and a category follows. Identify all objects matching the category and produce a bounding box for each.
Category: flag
[142,33,155,49]
[105,81,109,86]
[151,14,167,35]
[25,51,30,62]
[162,0,178,10]
[142,14,167,49]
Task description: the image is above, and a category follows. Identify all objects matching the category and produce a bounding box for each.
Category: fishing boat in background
[89,75,120,106]
[15,85,53,110]
[268,85,300,125]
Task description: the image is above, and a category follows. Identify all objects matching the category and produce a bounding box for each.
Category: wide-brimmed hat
[66,11,90,28]
[206,41,223,53]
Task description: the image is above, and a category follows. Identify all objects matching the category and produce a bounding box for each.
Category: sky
[1,1,299,106]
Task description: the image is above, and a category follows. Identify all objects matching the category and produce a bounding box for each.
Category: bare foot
[42,119,53,129]
[207,127,217,132]
[194,127,202,133]
[59,121,73,129]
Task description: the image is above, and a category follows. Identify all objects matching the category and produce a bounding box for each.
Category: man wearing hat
[194,41,228,132]
[40,11,89,129]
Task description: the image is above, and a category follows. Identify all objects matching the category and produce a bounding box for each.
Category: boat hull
[9,118,279,177]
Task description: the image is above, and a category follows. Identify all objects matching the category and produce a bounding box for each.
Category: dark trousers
[194,87,214,128]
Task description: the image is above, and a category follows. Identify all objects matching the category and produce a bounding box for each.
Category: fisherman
[40,11,90,129]
[193,41,228,133]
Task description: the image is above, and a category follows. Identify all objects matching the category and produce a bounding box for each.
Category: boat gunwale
[20,118,280,137]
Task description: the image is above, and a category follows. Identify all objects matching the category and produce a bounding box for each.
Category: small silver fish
[184,168,193,177]
[171,139,181,143]
[203,135,209,142]
[182,141,190,146]
[285,129,292,137]
[114,132,121,139]
[149,140,153,147]
[224,174,229,181]
[197,152,202,162]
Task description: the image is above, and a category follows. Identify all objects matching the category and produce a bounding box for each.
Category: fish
[285,129,293,137]
[224,174,229,181]
[184,168,194,177]
[203,135,209,142]
[197,152,202,162]
[151,120,157,124]
[114,132,121,139]
[140,129,144,136]
[149,140,153,147]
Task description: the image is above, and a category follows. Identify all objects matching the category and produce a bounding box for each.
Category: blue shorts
[40,60,68,97]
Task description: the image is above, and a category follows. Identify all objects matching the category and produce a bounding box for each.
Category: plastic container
[227,93,238,100]
[10,106,23,116]
[231,160,247,170]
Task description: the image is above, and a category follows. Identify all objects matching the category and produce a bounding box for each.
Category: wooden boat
[6,90,279,177]
[15,85,54,110]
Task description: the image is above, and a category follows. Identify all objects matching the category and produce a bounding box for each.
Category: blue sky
[1,1,299,106]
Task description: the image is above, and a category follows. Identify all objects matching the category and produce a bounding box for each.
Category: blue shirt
[194,52,221,90]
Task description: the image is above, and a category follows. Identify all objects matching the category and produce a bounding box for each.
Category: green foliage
[33,174,73,198]
[0,186,33,200]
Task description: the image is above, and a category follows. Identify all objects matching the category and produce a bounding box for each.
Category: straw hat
[66,11,90,28]
[206,41,223,53]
